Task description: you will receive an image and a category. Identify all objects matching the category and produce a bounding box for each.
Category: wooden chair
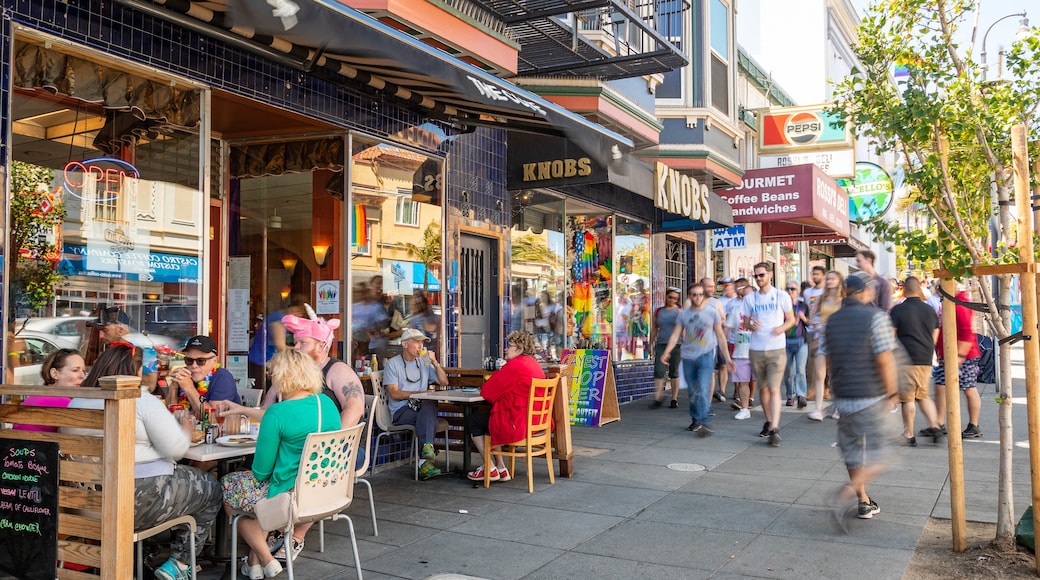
[231,423,365,580]
[134,516,197,580]
[482,375,560,493]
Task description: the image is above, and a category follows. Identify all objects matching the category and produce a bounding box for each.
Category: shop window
[394,190,420,226]
[7,37,204,386]
[615,218,651,361]
[665,239,689,292]
[710,0,731,114]
[350,136,445,368]
[510,191,565,363]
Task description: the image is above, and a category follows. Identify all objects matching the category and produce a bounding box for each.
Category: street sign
[712,225,747,250]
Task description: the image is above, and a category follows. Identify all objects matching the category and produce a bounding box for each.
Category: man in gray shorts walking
[741,263,795,446]
[825,272,900,527]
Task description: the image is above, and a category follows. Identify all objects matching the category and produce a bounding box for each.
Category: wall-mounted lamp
[280,257,298,275]
[280,288,290,301]
[313,244,332,268]
[144,293,160,301]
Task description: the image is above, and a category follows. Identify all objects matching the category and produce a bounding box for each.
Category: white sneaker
[734,408,751,420]
[807,409,824,421]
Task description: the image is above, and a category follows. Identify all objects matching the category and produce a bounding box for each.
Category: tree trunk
[995,273,1014,544]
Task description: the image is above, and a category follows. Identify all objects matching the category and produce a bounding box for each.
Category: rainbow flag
[352,204,367,247]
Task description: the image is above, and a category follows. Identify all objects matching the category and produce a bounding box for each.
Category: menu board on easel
[0,439,58,580]
[560,349,620,427]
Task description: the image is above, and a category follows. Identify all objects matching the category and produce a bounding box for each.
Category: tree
[511,233,558,265]
[832,0,1039,546]
[9,161,65,321]
[404,221,441,293]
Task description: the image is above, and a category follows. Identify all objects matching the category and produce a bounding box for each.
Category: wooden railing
[0,376,140,579]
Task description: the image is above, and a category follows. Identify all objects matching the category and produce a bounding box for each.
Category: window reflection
[350,136,444,367]
[8,40,203,385]
[510,191,565,363]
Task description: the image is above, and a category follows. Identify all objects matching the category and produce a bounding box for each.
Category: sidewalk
[202,359,1033,579]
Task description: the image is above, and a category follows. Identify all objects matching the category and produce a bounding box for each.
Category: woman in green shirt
[222,349,341,579]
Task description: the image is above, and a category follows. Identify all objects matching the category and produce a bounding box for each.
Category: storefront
[507,136,734,401]
[715,164,851,287]
[1,1,631,384]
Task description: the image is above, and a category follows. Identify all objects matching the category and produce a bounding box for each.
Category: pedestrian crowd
[650,249,984,525]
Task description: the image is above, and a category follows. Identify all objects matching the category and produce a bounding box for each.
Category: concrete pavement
[200,355,1033,579]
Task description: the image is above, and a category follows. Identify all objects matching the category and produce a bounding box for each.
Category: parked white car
[9,317,182,385]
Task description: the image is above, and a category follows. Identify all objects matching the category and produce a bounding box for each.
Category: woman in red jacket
[466,331,546,482]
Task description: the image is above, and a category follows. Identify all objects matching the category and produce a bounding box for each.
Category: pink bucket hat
[282,311,340,344]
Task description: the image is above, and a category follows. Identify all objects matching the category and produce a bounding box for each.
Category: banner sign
[757,104,854,153]
[712,225,747,250]
[837,162,895,223]
[560,349,620,427]
[0,439,59,580]
[758,149,855,178]
[60,244,200,284]
[715,165,850,238]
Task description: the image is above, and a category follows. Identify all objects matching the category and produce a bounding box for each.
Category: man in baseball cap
[169,335,240,415]
[383,327,448,478]
[825,270,899,527]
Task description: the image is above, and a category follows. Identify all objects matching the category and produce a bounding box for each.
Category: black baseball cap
[183,335,217,354]
[845,272,877,295]
[89,306,131,327]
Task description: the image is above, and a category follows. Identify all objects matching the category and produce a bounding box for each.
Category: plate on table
[189,439,205,447]
[216,435,258,447]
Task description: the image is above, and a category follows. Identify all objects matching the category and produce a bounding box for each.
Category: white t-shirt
[741,286,792,351]
[802,286,824,328]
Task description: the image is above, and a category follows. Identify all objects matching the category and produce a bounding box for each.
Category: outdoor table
[183,441,257,579]
[408,389,486,474]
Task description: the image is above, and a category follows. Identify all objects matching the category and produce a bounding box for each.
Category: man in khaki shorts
[889,277,943,445]
[741,262,795,446]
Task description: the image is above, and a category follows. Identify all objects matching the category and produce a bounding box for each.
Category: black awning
[655,192,735,232]
[223,0,632,166]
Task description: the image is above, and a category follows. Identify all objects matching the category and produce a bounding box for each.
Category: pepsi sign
[757,104,854,153]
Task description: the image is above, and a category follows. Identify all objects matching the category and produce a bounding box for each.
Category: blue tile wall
[5,0,455,154]
[442,127,509,368]
[613,361,654,403]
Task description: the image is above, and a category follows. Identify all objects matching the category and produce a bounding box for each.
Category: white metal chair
[372,370,419,480]
[237,387,264,408]
[231,423,365,580]
[320,394,379,538]
[134,515,197,580]
[371,370,453,480]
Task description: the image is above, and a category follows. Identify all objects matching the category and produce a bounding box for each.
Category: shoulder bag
[253,395,323,531]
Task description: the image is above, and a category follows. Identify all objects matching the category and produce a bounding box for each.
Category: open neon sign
[62,158,140,202]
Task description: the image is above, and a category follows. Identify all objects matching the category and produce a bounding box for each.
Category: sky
[849,0,1031,75]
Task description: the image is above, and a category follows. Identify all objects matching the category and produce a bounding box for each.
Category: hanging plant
[10,161,66,315]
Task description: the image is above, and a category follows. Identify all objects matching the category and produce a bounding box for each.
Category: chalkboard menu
[0,439,58,580]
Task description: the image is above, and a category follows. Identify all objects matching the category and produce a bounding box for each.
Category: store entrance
[459,234,498,368]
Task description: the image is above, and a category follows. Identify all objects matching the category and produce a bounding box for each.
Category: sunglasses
[184,355,216,367]
[690,292,705,297]
[787,288,798,292]
[754,273,768,279]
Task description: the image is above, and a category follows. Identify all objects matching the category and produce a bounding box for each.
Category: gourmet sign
[715,165,849,237]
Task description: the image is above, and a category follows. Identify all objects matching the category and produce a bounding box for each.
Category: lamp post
[980,12,1029,80]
